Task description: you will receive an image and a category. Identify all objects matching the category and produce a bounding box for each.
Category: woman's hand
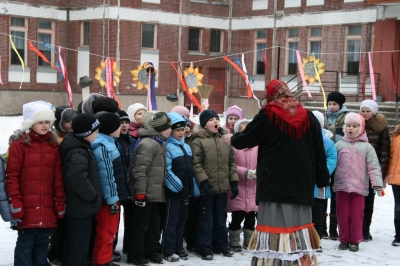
[222,134,232,144]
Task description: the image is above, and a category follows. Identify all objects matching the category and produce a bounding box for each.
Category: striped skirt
[248,202,320,266]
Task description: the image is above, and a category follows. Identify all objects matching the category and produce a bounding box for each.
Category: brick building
[0,0,399,116]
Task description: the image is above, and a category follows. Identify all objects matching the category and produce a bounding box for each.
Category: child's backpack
[0,156,12,222]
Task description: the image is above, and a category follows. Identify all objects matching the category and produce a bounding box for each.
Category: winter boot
[329,214,338,240]
[394,219,400,245]
[243,229,254,249]
[322,213,329,239]
[228,229,242,252]
[363,213,373,242]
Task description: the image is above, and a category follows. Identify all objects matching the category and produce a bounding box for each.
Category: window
[82,21,90,46]
[306,0,324,5]
[210,30,222,53]
[252,0,268,10]
[188,28,201,52]
[285,0,301,8]
[309,27,322,60]
[345,25,361,75]
[287,28,299,75]
[142,24,156,49]
[255,30,266,75]
[10,17,27,65]
[37,20,54,67]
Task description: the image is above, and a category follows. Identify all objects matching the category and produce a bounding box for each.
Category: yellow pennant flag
[10,35,25,89]
[313,55,327,110]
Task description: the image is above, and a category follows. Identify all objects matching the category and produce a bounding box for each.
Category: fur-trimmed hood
[365,113,387,133]
[192,124,229,139]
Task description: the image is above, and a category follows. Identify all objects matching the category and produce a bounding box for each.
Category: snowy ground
[0,116,399,265]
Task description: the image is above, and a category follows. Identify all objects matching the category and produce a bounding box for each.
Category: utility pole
[225,0,233,112]
[271,0,277,81]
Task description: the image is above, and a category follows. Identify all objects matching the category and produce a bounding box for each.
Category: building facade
[0,0,399,115]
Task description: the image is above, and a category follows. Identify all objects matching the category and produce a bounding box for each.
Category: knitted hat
[127,103,147,123]
[226,105,244,121]
[150,112,172,132]
[311,110,324,128]
[142,110,159,123]
[82,93,105,115]
[171,106,190,118]
[98,113,121,135]
[21,101,55,132]
[360,99,379,115]
[168,112,187,131]
[327,92,346,108]
[200,109,219,128]
[234,119,252,133]
[55,106,77,133]
[116,109,130,122]
[92,97,119,114]
[72,113,100,137]
[344,112,365,137]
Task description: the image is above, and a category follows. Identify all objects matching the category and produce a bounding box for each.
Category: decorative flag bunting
[58,47,74,108]
[223,55,252,98]
[296,50,312,98]
[44,42,64,81]
[240,54,260,107]
[0,56,3,85]
[312,55,327,110]
[29,41,58,72]
[169,61,202,111]
[104,58,122,108]
[146,62,157,111]
[392,51,397,93]
[368,52,377,101]
[260,49,269,75]
[360,52,367,100]
[10,35,25,89]
[233,55,254,84]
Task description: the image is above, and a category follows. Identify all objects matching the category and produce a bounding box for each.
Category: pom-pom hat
[226,105,244,120]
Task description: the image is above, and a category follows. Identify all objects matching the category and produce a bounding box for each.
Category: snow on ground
[0,116,399,265]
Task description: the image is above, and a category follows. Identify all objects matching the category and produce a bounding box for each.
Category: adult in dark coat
[230,80,330,265]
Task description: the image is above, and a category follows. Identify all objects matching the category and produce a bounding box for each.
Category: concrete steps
[302,101,399,134]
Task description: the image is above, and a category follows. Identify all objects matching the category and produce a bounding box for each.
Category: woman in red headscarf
[230,80,330,266]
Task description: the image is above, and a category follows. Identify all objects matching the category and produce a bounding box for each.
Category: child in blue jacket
[162,112,200,262]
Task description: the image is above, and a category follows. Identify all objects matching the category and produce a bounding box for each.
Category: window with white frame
[210,30,222,53]
[345,25,361,75]
[287,28,299,75]
[255,30,266,75]
[37,20,54,67]
[82,21,90,46]
[142,24,156,49]
[285,0,301,8]
[188,28,202,52]
[10,17,27,65]
[252,0,268,10]
[309,27,322,60]
[306,0,324,6]
[344,0,363,3]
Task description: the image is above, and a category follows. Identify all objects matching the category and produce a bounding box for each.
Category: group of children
[1,89,400,266]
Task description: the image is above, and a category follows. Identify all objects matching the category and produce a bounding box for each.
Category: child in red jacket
[6,101,66,266]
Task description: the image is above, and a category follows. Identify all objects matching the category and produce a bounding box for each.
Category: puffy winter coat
[190,126,239,195]
[6,131,65,229]
[60,133,102,218]
[129,122,166,202]
[387,128,400,186]
[0,156,12,222]
[116,133,137,174]
[227,147,258,213]
[314,129,337,199]
[164,135,200,199]
[364,113,390,178]
[324,106,348,143]
[334,133,383,196]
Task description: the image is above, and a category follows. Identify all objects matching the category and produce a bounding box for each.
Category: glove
[10,219,22,230]
[54,199,66,219]
[246,169,257,179]
[200,180,214,196]
[110,202,119,215]
[230,181,239,200]
[135,194,146,207]
[10,199,24,220]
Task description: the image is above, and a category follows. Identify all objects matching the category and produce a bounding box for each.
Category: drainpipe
[271,0,277,81]
[225,0,233,111]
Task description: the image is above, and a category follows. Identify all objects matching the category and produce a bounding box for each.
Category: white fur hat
[312,110,324,128]
[127,103,147,124]
[234,119,252,133]
[21,101,55,132]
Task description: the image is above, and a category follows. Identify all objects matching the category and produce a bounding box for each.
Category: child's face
[160,127,172,138]
[227,115,239,127]
[171,128,185,141]
[110,127,121,138]
[120,120,129,134]
[328,101,340,113]
[84,129,99,143]
[31,121,50,135]
[345,122,360,139]
[205,117,220,133]
[184,125,191,137]
[360,107,374,121]
[238,123,249,133]
[135,109,146,125]
[62,120,73,133]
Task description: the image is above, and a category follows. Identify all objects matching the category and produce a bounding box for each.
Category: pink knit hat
[344,112,365,137]
[225,105,244,121]
[171,105,190,118]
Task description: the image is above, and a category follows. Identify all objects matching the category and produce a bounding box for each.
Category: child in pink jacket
[334,113,383,252]
[227,119,258,252]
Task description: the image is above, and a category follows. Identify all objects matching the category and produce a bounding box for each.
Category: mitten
[200,180,214,196]
[135,194,146,207]
[230,181,239,200]
[110,202,119,215]
[247,169,257,179]
[10,199,24,220]
[54,199,66,219]
[10,219,22,230]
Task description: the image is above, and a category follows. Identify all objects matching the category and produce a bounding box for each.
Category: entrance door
[207,67,225,114]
